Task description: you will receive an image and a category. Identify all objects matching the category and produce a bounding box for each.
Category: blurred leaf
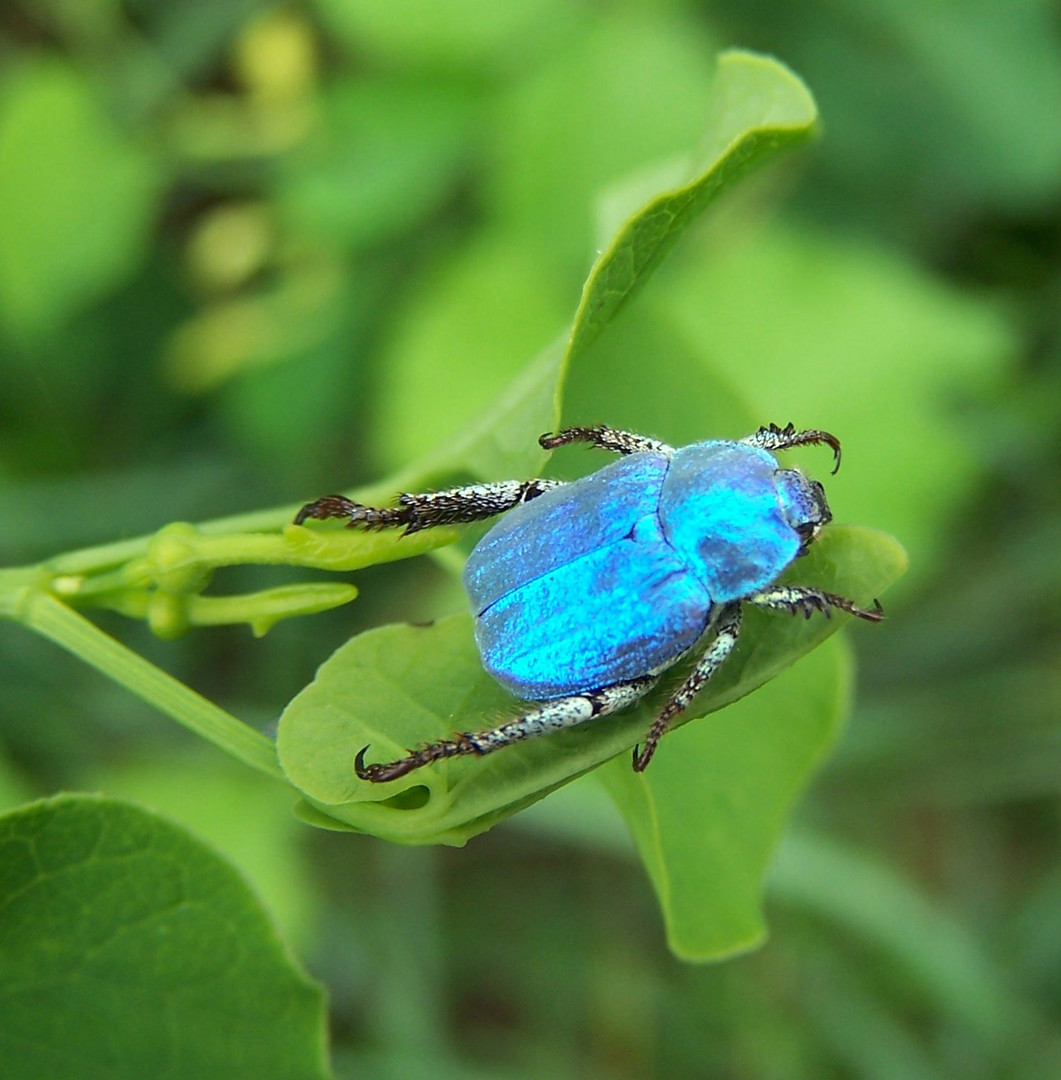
[723,0,1061,236]
[0,457,242,560]
[215,336,362,480]
[131,0,265,80]
[849,0,1061,205]
[313,0,576,71]
[279,77,474,250]
[374,235,571,472]
[0,59,161,337]
[0,794,329,1080]
[832,659,1061,806]
[164,260,348,393]
[277,526,905,846]
[797,947,948,1080]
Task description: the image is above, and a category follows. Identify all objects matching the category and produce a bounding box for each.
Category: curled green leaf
[563,50,818,368]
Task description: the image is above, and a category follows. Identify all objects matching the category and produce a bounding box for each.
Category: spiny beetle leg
[540,425,674,457]
[632,603,743,772]
[295,479,564,534]
[354,741,463,783]
[355,675,659,783]
[742,423,843,475]
[294,494,408,530]
[390,480,564,533]
[749,585,884,622]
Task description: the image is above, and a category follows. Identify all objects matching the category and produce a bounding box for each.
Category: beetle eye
[792,518,819,552]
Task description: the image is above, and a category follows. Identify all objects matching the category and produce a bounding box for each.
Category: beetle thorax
[774,468,832,550]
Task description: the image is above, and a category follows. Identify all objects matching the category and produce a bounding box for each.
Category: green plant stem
[22,590,285,782]
[44,507,304,577]
[42,484,404,579]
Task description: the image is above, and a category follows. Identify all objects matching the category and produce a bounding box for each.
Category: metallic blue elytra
[295,423,882,781]
[464,440,820,700]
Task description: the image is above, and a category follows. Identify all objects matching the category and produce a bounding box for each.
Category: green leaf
[600,636,850,962]
[563,49,818,366]
[0,60,160,337]
[0,795,329,1080]
[277,526,906,845]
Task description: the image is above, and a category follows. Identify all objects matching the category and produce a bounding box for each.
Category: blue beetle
[295,423,882,782]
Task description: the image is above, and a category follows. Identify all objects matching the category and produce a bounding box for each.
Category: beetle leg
[294,478,564,534]
[355,675,660,783]
[749,585,884,622]
[632,602,743,772]
[741,423,843,474]
[540,425,674,457]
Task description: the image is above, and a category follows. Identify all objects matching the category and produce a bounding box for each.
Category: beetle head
[776,468,832,552]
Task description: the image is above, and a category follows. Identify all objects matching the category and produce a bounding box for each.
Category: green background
[1,1,1058,1077]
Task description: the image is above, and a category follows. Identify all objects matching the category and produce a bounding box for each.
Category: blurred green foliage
[1,0,1059,1078]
